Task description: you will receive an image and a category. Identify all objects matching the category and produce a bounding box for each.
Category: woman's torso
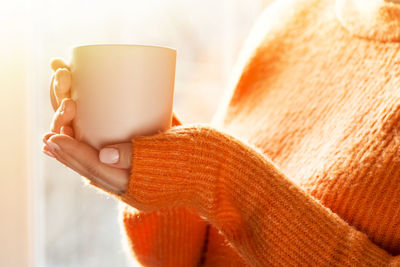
[213,0,400,255]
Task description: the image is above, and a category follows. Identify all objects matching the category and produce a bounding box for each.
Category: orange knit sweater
[109,0,400,266]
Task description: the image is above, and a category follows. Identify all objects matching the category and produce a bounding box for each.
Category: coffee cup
[69,44,176,150]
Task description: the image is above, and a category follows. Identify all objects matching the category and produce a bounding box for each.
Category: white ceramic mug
[69,44,176,150]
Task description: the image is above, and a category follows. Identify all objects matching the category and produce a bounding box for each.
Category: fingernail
[43,150,55,158]
[43,133,55,144]
[47,140,60,152]
[99,148,119,164]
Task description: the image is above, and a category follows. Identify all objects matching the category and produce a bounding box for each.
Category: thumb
[99,142,132,169]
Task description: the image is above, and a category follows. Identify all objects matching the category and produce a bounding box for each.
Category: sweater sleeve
[120,113,211,266]
[117,124,400,267]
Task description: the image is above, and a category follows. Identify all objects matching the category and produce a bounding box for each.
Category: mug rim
[71,43,176,53]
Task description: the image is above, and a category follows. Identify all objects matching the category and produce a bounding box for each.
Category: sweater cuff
[119,124,223,214]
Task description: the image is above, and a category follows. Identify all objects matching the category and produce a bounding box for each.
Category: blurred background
[0,0,272,266]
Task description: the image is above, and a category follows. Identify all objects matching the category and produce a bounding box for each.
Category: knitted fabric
[111,0,400,265]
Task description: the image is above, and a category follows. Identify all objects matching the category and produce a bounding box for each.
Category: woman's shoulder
[212,0,329,125]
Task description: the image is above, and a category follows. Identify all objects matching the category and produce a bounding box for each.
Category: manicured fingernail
[47,140,60,152]
[43,133,55,144]
[43,150,55,158]
[99,148,119,164]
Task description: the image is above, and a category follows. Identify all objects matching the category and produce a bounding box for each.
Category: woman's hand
[49,57,71,112]
[42,58,130,195]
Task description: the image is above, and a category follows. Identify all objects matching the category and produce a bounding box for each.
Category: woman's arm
[118,124,400,267]
[122,114,247,267]
[120,113,210,267]
[121,205,208,266]
[43,86,398,265]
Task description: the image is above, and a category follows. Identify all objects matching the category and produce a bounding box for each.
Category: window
[19,0,272,266]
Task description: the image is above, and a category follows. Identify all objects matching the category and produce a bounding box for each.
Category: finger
[54,148,122,194]
[61,125,74,137]
[50,74,59,111]
[51,98,76,134]
[54,68,71,106]
[42,132,56,144]
[41,143,55,158]
[50,57,70,71]
[47,134,129,194]
[99,143,132,169]
[49,134,129,193]
[49,57,70,111]
[56,150,123,194]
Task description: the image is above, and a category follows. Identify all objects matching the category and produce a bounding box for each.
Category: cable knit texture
[109,0,400,265]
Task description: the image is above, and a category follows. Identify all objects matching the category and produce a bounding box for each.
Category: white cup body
[69,44,176,150]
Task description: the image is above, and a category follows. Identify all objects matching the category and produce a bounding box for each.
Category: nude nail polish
[99,148,119,164]
[47,140,60,152]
